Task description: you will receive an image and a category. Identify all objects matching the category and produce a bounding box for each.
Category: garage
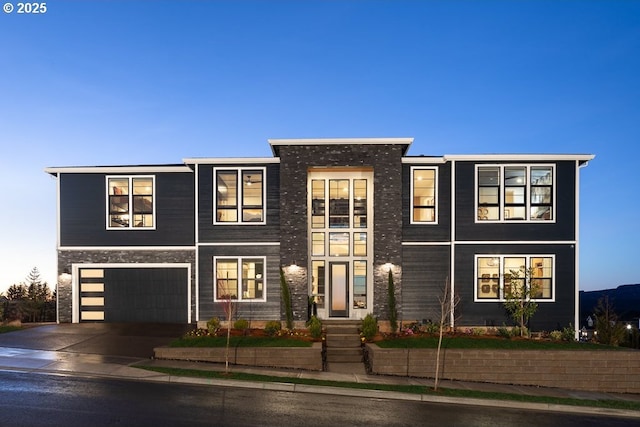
[78,266,189,323]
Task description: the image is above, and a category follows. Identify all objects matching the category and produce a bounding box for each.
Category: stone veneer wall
[277,144,404,321]
[57,249,196,323]
[366,345,640,394]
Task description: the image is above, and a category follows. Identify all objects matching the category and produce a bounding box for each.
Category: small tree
[221,295,236,374]
[593,295,626,346]
[387,269,398,334]
[434,277,460,391]
[279,267,294,330]
[503,267,539,337]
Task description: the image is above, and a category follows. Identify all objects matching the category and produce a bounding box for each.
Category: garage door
[79,267,188,323]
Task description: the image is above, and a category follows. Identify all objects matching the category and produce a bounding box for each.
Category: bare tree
[434,277,459,391]
[221,295,236,374]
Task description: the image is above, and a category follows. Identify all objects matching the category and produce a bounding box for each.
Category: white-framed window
[475,255,555,302]
[106,176,155,229]
[476,165,554,222]
[214,256,266,302]
[411,166,438,224]
[214,167,266,225]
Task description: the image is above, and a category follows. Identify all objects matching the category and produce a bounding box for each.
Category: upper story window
[477,165,554,222]
[214,167,265,225]
[107,176,155,229]
[475,255,554,302]
[411,167,437,223]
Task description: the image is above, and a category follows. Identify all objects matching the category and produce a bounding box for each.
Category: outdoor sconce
[58,270,72,286]
[383,263,394,272]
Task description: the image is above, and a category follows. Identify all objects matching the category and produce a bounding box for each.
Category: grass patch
[375,335,621,350]
[0,325,21,334]
[170,335,313,348]
[138,365,640,412]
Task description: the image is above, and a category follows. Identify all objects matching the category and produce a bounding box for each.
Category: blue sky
[1,0,638,293]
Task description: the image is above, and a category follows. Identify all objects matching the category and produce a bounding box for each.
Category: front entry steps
[323,320,366,374]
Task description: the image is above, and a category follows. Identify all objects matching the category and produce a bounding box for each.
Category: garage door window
[214,257,265,302]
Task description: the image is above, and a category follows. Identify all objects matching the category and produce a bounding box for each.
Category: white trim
[450,160,456,328]
[410,166,439,225]
[195,163,200,323]
[198,242,280,247]
[445,154,595,162]
[402,241,451,246]
[574,160,581,338]
[473,255,556,303]
[213,166,267,226]
[402,157,446,164]
[45,166,193,174]
[59,246,195,251]
[268,137,414,146]
[454,240,577,245]
[184,158,279,165]
[475,164,556,224]
[106,175,157,230]
[71,262,192,323]
[213,256,267,303]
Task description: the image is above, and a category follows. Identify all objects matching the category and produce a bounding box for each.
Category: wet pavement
[1,323,639,419]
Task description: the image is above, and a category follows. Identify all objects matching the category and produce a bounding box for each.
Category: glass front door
[329,262,348,317]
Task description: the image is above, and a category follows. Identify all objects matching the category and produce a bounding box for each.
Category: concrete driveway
[0,323,193,359]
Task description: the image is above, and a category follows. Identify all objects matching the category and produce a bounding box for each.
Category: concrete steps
[324,320,364,366]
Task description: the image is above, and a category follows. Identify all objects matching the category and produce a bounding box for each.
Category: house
[45,138,594,331]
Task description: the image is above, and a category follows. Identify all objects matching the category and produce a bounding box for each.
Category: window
[411,167,437,223]
[475,255,554,301]
[477,165,554,222]
[214,257,265,301]
[353,260,367,309]
[107,176,155,229]
[215,168,265,224]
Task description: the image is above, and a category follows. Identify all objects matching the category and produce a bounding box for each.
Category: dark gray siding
[197,164,280,243]
[402,163,452,242]
[198,245,281,322]
[103,268,188,323]
[401,245,451,322]
[454,161,577,242]
[454,244,576,331]
[59,172,195,246]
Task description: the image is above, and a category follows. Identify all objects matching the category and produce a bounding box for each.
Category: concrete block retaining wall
[154,343,323,371]
[365,344,640,394]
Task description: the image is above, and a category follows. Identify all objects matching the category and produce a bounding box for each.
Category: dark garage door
[103,268,188,323]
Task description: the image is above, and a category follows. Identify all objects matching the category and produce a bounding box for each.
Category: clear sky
[1,0,638,294]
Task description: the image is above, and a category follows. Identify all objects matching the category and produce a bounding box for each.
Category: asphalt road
[0,371,637,427]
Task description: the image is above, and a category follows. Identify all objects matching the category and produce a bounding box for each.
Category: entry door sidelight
[329,262,349,317]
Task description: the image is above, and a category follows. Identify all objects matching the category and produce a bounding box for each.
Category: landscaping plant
[387,269,398,334]
[503,267,539,337]
[279,266,294,330]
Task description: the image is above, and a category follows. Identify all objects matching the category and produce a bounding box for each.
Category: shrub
[549,330,563,341]
[307,315,323,339]
[233,318,249,330]
[361,313,378,341]
[387,270,398,334]
[264,320,282,337]
[422,321,440,334]
[206,317,221,335]
[561,324,576,342]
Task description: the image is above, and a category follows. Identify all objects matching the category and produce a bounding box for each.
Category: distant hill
[579,284,640,326]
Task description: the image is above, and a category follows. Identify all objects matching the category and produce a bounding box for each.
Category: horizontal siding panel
[197,164,280,243]
[401,246,451,322]
[60,172,195,246]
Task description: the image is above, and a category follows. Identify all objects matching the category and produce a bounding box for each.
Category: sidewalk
[2,344,639,419]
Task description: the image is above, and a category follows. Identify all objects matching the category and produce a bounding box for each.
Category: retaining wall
[154,343,323,371]
[365,344,640,394]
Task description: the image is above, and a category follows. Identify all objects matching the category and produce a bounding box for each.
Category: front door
[329,262,349,317]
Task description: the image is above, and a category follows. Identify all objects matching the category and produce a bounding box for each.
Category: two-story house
[45,138,594,331]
